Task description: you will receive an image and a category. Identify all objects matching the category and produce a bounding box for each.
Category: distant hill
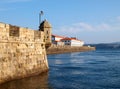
[110,42,120,44]
[86,42,120,49]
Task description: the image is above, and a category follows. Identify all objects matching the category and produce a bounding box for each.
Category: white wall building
[61,38,84,47]
[52,34,84,46]
[52,34,65,46]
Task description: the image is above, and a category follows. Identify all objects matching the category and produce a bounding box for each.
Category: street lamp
[39,11,44,25]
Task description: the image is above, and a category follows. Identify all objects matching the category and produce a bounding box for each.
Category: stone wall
[47,44,95,55]
[0,22,49,84]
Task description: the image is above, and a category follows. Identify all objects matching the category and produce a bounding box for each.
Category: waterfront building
[61,37,84,46]
[52,34,65,46]
[52,34,84,46]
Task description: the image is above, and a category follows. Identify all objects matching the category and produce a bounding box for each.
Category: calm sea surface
[0,49,120,89]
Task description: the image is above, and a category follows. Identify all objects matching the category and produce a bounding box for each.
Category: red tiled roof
[55,40,63,42]
[61,37,83,42]
[61,38,72,40]
[52,34,83,42]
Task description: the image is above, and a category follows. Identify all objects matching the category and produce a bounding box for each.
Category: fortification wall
[0,22,49,84]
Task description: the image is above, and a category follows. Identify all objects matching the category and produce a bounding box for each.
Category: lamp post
[39,11,44,25]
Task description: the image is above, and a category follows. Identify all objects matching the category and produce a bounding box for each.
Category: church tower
[39,20,52,48]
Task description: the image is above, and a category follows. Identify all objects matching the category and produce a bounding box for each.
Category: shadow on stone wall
[0,72,53,89]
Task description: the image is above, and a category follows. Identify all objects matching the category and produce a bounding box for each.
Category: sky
[0,0,120,43]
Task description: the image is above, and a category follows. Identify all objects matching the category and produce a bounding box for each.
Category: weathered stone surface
[0,22,49,84]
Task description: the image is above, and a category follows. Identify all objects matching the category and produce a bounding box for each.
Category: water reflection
[0,72,52,89]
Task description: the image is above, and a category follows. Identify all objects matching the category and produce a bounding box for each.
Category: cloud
[52,16,120,43]
[96,23,110,30]
[53,22,93,37]
[53,16,120,37]
[73,22,94,31]
[72,23,111,31]
[117,16,120,21]
[53,22,112,36]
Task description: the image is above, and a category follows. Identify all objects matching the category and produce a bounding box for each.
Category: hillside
[87,42,120,49]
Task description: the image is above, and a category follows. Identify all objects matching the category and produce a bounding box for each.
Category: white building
[61,37,84,47]
[52,34,65,46]
[52,34,84,46]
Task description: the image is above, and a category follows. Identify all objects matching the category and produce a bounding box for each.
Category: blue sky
[0,0,120,43]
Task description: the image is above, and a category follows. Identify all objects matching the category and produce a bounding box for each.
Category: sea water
[48,49,120,89]
[0,49,120,89]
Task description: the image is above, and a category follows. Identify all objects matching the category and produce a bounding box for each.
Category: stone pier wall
[0,22,49,84]
[47,44,95,55]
